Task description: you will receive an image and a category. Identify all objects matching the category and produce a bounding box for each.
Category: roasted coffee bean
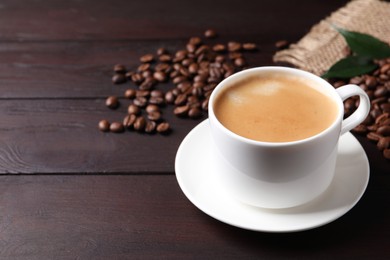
[234,57,246,67]
[149,96,165,106]
[192,86,203,97]
[361,114,373,126]
[359,83,368,91]
[164,91,175,104]
[204,29,217,38]
[174,105,189,117]
[355,99,360,108]
[212,44,226,52]
[194,74,207,83]
[98,119,110,132]
[145,121,157,134]
[150,90,164,98]
[195,45,209,56]
[113,64,127,74]
[375,113,389,125]
[175,50,187,62]
[177,81,191,93]
[188,107,202,119]
[125,71,134,79]
[377,137,390,150]
[201,98,209,111]
[124,89,136,99]
[179,67,190,78]
[172,88,180,96]
[371,108,382,119]
[173,76,187,85]
[110,122,125,133]
[187,95,199,104]
[136,90,150,98]
[112,73,127,84]
[224,70,234,78]
[207,77,220,83]
[159,54,172,63]
[188,37,202,46]
[215,55,225,63]
[197,67,209,77]
[182,58,194,67]
[155,63,170,72]
[242,43,257,51]
[146,104,160,114]
[193,81,205,89]
[147,111,162,121]
[365,76,377,88]
[188,63,199,74]
[133,116,146,132]
[131,73,143,85]
[157,47,168,56]
[379,74,389,81]
[123,114,137,129]
[187,96,202,108]
[139,78,156,90]
[173,63,182,71]
[381,118,390,126]
[203,83,217,92]
[156,122,170,134]
[383,149,390,159]
[352,124,367,135]
[142,70,152,79]
[344,98,356,110]
[204,90,213,98]
[367,124,378,132]
[349,76,363,85]
[366,90,375,99]
[128,104,141,115]
[374,86,387,97]
[377,125,390,136]
[106,96,119,109]
[209,67,221,79]
[367,132,382,142]
[186,43,197,53]
[229,52,242,60]
[153,71,167,82]
[222,62,235,71]
[133,97,148,107]
[174,94,187,106]
[275,40,289,49]
[381,103,390,113]
[380,63,390,74]
[140,54,154,63]
[137,63,151,72]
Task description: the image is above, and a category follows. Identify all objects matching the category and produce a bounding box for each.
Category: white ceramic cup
[209,67,370,209]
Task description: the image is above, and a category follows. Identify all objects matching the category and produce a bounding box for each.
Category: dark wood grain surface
[0,0,389,258]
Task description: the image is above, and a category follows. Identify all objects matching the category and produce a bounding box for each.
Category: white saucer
[175,120,370,232]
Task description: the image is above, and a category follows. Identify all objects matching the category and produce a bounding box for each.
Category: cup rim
[208,66,344,147]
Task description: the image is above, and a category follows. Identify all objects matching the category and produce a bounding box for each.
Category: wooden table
[0,0,389,258]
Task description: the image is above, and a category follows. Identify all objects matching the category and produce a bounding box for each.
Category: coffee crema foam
[214,74,338,142]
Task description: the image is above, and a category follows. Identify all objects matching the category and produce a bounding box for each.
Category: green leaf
[322,55,377,78]
[335,26,390,59]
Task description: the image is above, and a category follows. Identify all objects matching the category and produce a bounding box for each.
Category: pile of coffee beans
[331,58,390,160]
[99,29,257,135]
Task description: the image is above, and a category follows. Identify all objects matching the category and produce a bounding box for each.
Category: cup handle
[336,84,370,135]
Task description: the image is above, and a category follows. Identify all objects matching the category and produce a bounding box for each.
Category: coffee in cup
[213,73,338,142]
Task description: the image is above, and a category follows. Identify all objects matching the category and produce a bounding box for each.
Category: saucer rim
[175,119,370,233]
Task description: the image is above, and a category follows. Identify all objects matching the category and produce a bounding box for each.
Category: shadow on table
[204,176,388,258]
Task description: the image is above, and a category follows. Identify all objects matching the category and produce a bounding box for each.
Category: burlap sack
[273,0,390,76]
